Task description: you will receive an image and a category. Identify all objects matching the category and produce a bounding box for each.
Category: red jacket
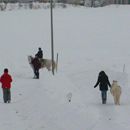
[0,72,12,89]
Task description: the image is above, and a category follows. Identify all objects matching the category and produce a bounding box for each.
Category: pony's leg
[47,65,51,71]
[115,96,118,105]
[113,95,117,105]
[48,68,51,71]
[117,95,120,105]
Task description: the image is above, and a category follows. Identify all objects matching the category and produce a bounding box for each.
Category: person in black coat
[36,47,43,59]
[31,54,41,79]
[94,71,111,104]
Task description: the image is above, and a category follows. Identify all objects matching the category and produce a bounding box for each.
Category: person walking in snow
[94,71,111,104]
[0,68,13,103]
[31,54,41,79]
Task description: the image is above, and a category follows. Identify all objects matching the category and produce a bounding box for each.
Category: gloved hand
[94,86,96,88]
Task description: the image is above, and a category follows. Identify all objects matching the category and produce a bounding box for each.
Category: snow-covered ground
[0,4,130,130]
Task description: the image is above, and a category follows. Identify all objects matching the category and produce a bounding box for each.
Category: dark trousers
[2,88,11,103]
[101,91,107,104]
[34,68,39,79]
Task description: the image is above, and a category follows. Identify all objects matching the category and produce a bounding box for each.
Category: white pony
[28,55,58,72]
[110,80,121,105]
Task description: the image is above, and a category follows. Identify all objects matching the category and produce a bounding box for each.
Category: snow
[0,4,130,130]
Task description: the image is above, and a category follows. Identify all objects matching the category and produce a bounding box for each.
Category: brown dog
[110,80,121,105]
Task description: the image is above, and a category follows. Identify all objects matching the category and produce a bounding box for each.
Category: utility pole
[50,0,55,75]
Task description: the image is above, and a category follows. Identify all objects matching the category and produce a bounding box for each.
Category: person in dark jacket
[36,47,43,59]
[94,71,111,104]
[0,68,12,103]
[31,54,41,79]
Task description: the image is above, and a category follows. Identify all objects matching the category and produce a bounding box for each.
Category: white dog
[110,80,121,105]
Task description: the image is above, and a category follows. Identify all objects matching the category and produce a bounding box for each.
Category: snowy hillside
[0,4,130,130]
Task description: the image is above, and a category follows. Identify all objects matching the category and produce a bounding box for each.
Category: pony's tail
[55,53,58,72]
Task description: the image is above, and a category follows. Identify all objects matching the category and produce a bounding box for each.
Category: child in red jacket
[0,68,12,103]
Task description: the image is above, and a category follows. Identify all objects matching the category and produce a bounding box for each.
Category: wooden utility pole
[50,0,55,75]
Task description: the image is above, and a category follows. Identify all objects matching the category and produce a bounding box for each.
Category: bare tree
[91,0,95,7]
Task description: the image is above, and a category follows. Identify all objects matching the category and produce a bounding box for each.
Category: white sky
[0,4,130,130]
